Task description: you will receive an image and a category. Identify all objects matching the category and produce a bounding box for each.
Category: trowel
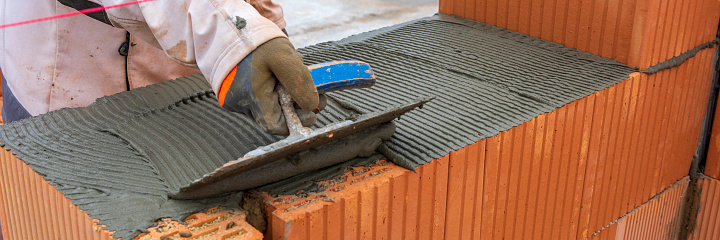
[170,60,429,199]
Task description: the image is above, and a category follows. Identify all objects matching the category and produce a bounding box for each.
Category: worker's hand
[219,37,325,136]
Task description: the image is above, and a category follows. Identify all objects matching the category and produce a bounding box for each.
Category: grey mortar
[0,14,641,239]
[298,14,636,168]
[640,40,718,74]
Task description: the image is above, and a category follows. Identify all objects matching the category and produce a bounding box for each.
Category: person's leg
[1,69,32,123]
[0,70,3,240]
[0,71,5,240]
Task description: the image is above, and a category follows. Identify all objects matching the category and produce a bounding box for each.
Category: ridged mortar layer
[0,14,636,239]
[0,76,258,239]
[301,14,635,168]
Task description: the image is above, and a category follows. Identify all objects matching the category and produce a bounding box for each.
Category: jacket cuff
[217,66,238,106]
[209,24,286,94]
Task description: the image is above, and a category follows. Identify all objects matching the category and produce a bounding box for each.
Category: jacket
[0,0,286,118]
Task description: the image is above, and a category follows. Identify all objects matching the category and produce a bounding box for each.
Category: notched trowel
[171,61,430,199]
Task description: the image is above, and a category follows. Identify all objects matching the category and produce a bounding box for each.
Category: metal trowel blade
[170,97,432,199]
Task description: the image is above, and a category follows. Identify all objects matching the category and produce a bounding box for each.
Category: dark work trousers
[0,69,3,240]
[1,69,32,124]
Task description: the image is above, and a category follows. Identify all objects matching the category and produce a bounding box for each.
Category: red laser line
[0,0,154,29]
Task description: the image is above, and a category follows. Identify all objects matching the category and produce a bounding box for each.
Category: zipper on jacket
[119,31,130,91]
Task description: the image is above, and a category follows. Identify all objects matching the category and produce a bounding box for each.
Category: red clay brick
[0,148,261,240]
[5,7,718,239]
[589,177,689,239]
[690,178,720,239]
[438,0,720,69]
[706,99,720,179]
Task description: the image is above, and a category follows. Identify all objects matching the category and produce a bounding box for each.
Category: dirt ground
[277,0,439,48]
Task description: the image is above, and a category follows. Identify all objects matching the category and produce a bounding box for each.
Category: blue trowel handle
[308,60,376,94]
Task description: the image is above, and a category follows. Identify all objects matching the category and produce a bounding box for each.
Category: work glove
[218,37,325,136]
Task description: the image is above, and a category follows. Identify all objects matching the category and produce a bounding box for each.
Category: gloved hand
[218,37,325,136]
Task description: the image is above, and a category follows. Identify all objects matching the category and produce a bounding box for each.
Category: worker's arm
[245,0,286,30]
[98,0,320,135]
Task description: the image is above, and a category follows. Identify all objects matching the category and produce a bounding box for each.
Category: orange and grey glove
[217,38,323,136]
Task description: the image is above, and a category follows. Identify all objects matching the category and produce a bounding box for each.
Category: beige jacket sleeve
[246,0,286,30]
[96,0,286,93]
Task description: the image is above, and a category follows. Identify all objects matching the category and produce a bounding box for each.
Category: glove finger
[266,113,290,136]
[268,41,319,112]
[294,94,326,113]
[257,86,290,136]
[316,94,327,113]
[295,108,318,127]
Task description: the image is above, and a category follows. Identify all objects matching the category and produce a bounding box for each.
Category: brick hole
[183,216,198,224]
[221,229,248,240]
[136,233,152,240]
[350,168,390,184]
[280,194,325,210]
[203,207,222,215]
[188,227,219,240]
[155,222,177,233]
[188,213,231,231]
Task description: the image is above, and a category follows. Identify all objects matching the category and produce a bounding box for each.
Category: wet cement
[257,154,387,196]
[641,40,718,74]
[0,14,642,239]
[298,14,637,168]
[0,76,259,239]
[0,73,421,238]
